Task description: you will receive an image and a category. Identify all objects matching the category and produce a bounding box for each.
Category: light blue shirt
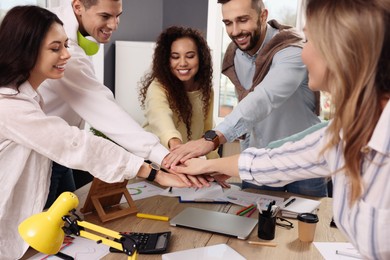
[216,25,320,149]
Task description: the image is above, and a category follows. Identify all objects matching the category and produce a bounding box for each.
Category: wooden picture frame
[80,178,138,222]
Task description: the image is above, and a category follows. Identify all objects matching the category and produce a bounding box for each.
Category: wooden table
[24,180,348,259]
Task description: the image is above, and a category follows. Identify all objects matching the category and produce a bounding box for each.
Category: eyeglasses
[276,217,294,229]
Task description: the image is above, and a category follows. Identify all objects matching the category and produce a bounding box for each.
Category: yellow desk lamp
[18,192,138,260]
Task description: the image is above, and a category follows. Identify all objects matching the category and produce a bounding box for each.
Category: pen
[246,207,257,217]
[236,204,254,215]
[271,205,279,217]
[335,250,363,259]
[55,252,74,260]
[239,205,255,216]
[264,200,275,217]
[248,241,277,247]
[136,213,169,221]
[284,198,296,207]
[256,202,263,214]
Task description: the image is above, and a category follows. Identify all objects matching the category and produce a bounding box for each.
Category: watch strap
[146,168,158,182]
[146,161,160,182]
[203,130,220,150]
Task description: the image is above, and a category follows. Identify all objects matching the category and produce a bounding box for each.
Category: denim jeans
[45,162,76,209]
[241,178,328,197]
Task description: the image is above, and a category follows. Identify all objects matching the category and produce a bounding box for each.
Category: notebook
[170,207,258,240]
[280,196,321,218]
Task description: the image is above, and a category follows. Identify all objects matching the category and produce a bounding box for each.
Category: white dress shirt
[38,2,168,164]
[0,82,144,259]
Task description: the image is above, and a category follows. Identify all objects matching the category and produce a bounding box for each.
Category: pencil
[248,241,277,247]
[239,205,255,216]
[236,204,254,215]
[335,250,362,259]
[136,213,169,221]
[246,207,257,217]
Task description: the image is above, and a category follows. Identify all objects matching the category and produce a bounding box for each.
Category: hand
[155,170,212,188]
[212,174,231,188]
[168,137,182,149]
[155,171,191,188]
[166,167,212,188]
[171,158,212,176]
[163,139,214,168]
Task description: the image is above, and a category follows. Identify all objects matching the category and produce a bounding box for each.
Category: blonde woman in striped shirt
[173,0,390,258]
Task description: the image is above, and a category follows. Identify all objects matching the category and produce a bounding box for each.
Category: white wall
[115,41,155,125]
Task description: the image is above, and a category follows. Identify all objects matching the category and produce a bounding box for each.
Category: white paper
[28,236,110,260]
[160,184,283,208]
[223,189,284,210]
[160,182,226,202]
[120,181,164,203]
[162,244,245,260]
[314,242,363,259]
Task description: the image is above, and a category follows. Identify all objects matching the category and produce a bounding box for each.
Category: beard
[235,31,261,52]
[231,20,263,53]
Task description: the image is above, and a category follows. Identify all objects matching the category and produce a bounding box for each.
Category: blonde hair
[306,0,389,203]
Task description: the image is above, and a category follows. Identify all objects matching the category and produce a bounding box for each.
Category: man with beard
[165,0,327,197]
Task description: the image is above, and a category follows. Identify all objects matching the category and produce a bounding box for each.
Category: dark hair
[0,5,63,88]
[217,0,265,12]
[80,0,121,10]
[139,26,213,140]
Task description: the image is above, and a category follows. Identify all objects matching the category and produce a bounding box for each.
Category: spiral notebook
[280,196,321,218]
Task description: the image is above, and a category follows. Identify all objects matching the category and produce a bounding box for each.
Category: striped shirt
[238,102,390,259]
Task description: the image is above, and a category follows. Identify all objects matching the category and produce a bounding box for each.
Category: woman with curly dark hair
[139,26,219,158]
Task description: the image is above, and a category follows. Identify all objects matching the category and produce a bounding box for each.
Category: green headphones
[77,31,99,56]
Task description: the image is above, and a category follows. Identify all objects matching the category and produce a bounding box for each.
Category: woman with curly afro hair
[139,26,219,159]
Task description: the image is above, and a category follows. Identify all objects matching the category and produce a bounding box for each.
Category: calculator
[110,231,171,254]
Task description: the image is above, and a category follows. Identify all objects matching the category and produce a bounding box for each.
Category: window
[0,1,46,21]
[207,0,304,123]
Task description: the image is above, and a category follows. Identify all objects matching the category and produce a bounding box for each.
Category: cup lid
[297,213,319,223]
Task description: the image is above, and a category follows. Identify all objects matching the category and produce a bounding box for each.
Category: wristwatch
[146,162,160,182]
[203,130,220,150]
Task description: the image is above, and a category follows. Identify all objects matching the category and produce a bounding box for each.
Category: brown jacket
[221,20,320,115]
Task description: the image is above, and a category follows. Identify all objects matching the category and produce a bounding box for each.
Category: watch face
[204,130,217,141]
[150,162,161,171]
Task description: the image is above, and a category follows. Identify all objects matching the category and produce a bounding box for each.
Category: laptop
[170,207,258,240]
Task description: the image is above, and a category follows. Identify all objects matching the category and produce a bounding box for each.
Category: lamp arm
[62,212,138,259]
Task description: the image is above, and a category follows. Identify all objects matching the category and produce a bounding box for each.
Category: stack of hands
[161,137,232,189]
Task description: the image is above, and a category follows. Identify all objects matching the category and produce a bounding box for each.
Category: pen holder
[258,213,276,240]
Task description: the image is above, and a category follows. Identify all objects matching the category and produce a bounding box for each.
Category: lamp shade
[18,192,79,254]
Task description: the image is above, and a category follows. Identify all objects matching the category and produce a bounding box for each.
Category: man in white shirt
[40,0,170,206]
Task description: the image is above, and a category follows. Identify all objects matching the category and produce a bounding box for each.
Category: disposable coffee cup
[297,213,319,242]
